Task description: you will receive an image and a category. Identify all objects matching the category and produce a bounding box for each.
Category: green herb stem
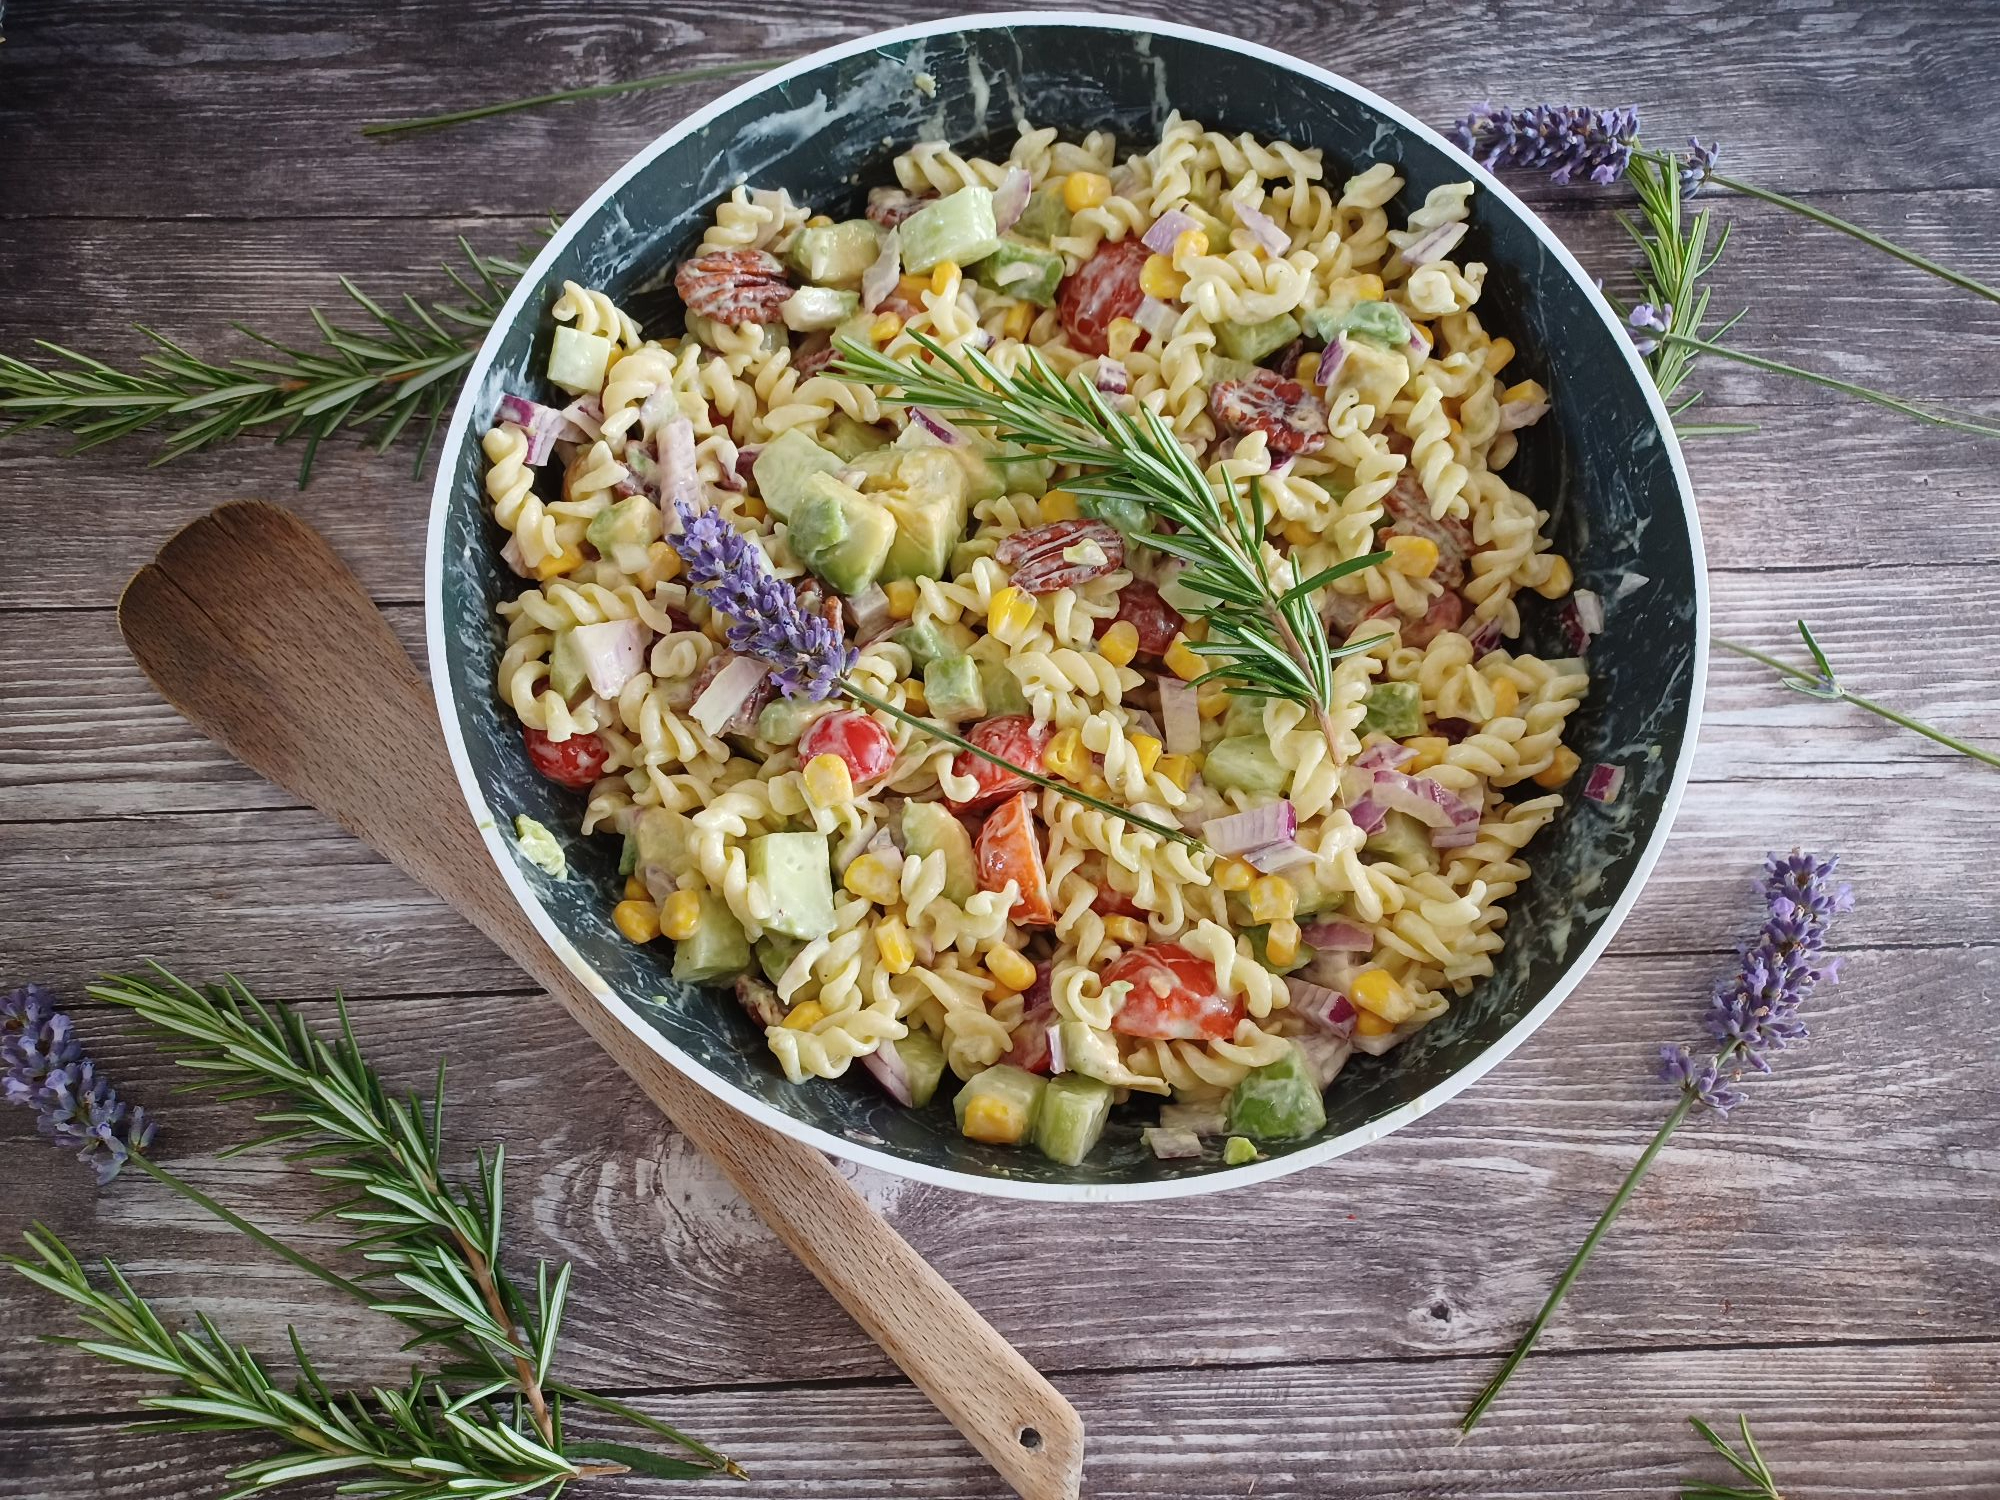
[362,60,781,138]
[1661,333,2000,440]
[1682,1414,1787,1500]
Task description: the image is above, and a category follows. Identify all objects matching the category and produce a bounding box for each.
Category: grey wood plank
[1,942,1992,1415]
[3,1340,1998,1498]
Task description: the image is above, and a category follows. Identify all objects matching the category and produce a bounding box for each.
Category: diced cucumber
[823,411,892,460]
[548,629,589,699]
[1203,736,1290,797]
[632,808,694,882]
[780,286,861,333]
[1225,1041,1327,1141]
[745,831,836,941]
[899,186,1002,273]
[923,654,986,722]
[1305,299,1409,348]
[901,801,977,903]
[894,1030,948,1109]
[893,618,976,668]
[953,1064,1047,1146]
[586,493,661,575]
[756,933,804,988]
[548,326,614,396]
[788,473,897,595]
[1216,311,1302,365]
[1222,1135,1260,1166]
[1360,681,1426,739]
[1078,492,1151,536]
[618,832,639,877]
[752,428,846,521]
[787,219,885,286]
[1222,694,1267,738]
[1363,809,1439,873]
[1033,1075,1114,1166]
[1012,184,1072,242]
[755,697,818,746]
[973,236,1066,307]
[670,892,750,984]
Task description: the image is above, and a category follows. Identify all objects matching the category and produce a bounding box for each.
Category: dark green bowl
[426,13,1705,1200]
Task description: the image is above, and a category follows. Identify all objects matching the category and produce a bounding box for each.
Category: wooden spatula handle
[119,502,1083,1500]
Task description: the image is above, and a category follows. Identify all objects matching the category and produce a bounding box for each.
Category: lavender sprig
[1454,102,1641,185]
[1460,853,1852,1433]
[2,983,155,1183]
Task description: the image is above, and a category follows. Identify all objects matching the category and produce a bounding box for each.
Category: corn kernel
[1351,967,1415,1023]
[807,213,834,228]
[1215,857,1256,892]
[961,1093,1028,1144]
[533,545,583,581]
[875,917,916,975]
[1081,772,1112,800]
[1045,727,1089,783]
[1489,678,1520,717]
[783,1000,827,1031]
[612,899,661,944]
[1404,735,1449,772]
[1130,733,1163,777]
[1104,914,1148,947]
[1282,519,1319,548]
[1246,875,1297,924]
[1294,351,1321,385]
[987,584,1035,637]
[1003,301,1034,341]
[638,541,683,589]
[1265,918,1301,967]
[1354,1008,1397,1038]
[737,492,767,521]
[1173,227,1209,260]
[987,945,1037,994]
[623,873,650,902]
[660,889,702,940]
[1350,273,1386,301]
[1197,687,1230,720]
[930,261,960,297]
[1098,620,1140,668]
[843,851,901,904]
[803,752,855,808]
[870,311,904,344]
[1386,534,1441,577]
[1139,253,1187,301]
[1064,171,1112,212]
[1164,636,1206,682]
[1485,336,1516,374]
[1155,753,1197,790]
[884,578,919,619]
[1534,745,1583,790]
[900,678,928,715]
[1534,555,1574,600]
[1040,488,1080,522]
[1501,379,1544,407]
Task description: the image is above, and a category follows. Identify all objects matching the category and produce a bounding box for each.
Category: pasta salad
[482,113,1591,1165]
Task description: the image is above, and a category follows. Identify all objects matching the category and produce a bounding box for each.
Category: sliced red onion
[1612,571,1651,603]
[1316,334,1348,388]
[1346,794,1387,835]
[712,439,747,491]
[634,385,678,443]
[993,167,1032,234]
[1431,825,1481,849]
[846,582,892,634]
[1399,221,1468,268]
[1157,677,1201,755]
[1201,799,1297,858]
[691,655,768,736]
[1584,762,1626,804]
[1134,295,1179,340]
[1353,742,1417,773]
[570,618,647,698]
[1299,918,1373,952]
[860,1038,915,1106]
[908,406,963,446]
[1497,393,1549,432]
[500,535,531,579]
[1295,1031,1353,1089]
[615,447,660,502]
[1461,615,1504,656]
[1141,208,1199,256]
[658,415,701,507]
[1406,322,1433,361]
[1046,1022,1068,1075]
[1096,357,1131,397]
[497,393,570,465]
[1234,198,1291,256]
[1143,1126,1203,1160]
[1368,768,1479,833]
[560,394,605,442]
[1285,977,1357,1037]
[1296,947,1359,995]
[861,227,902,315]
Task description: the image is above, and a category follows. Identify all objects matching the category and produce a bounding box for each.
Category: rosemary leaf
[362,59,785,138]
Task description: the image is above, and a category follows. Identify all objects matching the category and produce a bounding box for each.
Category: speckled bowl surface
[426,12,1705,1201]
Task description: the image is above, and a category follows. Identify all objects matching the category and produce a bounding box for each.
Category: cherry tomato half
[1058,239,1148,357]
[524,725,610,790]
[975,791,1055,926]
[798,710,895,786]
[947,715,1054,810]
[1101,943,1244,1041]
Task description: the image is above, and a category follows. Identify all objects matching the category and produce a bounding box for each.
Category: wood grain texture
[3,0,1999,1495]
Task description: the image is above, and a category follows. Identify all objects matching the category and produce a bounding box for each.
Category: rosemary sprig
[832,333,1391,763]
[1681,1415,1787,1500]
[0,231,542,485]
[362,60,783,138]
[1612,149,1742,417]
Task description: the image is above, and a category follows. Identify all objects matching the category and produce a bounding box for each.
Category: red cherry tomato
[1101,944,1244,1041]
[1058,239,1148,357]
[798,710,895,786]
[947,715,1054,810]
[523,725,610,790]
[975,791,1055,926]
[1000,964,1056,1072]
[1094,579,1185,657]
[1091,884,1144,920]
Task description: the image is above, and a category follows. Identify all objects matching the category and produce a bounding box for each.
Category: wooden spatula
[118,500,1084,1500]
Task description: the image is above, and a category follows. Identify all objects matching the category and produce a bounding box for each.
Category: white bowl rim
[425,8,1709,1203]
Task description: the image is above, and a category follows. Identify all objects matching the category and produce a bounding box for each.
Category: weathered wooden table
[4,2,1998,1494]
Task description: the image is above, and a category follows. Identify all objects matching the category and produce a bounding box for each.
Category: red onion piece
[497,393,570,465]
[657,415,702,507]
[861,227,901,314]
[1096,357,1131,397]
[500,535,531,579]
[1201,799,1297,857]
[1584,762,1626,804]
[860,1037,915,1106]
[560,394,605,442]
[691,655,768,736]
[1560,588,1604,651]
[1461,615,1504,656]
[1234,198,1291,256]
[908,406,963,446]
[1315,334,1349,391]
[1351,1024,1405,1058]
[1353,742,1417,772]
[1295,1031,1354,1089]
[1134,295,1179,340]
[846,582,892,634]
[1285,977,1357,1036]
[1346,794,1388,835]
[1143,1126,1203,1160]
[1299,919,1373,952]
[1399,221,1468,269]
[1141,209,1199,255]
[1497,394,1549,432]
[1431,825,1481,849]
[570,619,647,698]
[993,167,1032,234]
[1157,676,1202,755]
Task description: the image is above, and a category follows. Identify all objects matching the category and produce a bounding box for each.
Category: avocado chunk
[923,654,986,722]
[631,808,694,887]
[973,236,1066,307]
[1216,311,1302,365]
[899,186,1001,273]
[1201,352,1264,388]
[1033,1074,1114,1166]
[1305,299,1410,348]
[780,286,861,333]
[787,472,897,595]
[1222,1135,1261,1166]
[755,933,805,988]
[901,800,977,902]
[745,831,836,941]
[892,617,976,668]
[752,428,845,521]
[953,1063,1047,1146]
[548,629,590,700]
[1203,736,1290,797]
[787,218,885,286]
[970,643,1030,716]
[585,493,661,575]
[890,1030,948,1109]
[669,891,750,984]
[1079,492,1151,537]
[945,435,1052,504]
[755,697,817,745]
[1363,809,1439,873]
[1225,1041,1328,1141]
[1012,184,1072,242]
[547,326,613,396]
[1360,681,1426,739]
[876,449,972,582]
[823,411,892,461]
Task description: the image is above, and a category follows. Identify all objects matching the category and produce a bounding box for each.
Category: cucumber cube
[1359,681,1426,739]
[548,629,589,700]
[755,933,804,987]
[1033,1074,1114,1166]
[1222,1136,1260,1166]
[901,800,977,903]
[899,186,1001,273]
[1203,736,1290,797]
[953,1064,1047,1146]
[1225,1041,1328,1141]
[1216,311,1302,365]
[787,219,884,286]
[893,1030,948,1108]
[1200,352,1264,388]
[755,697,817,745]
[745,831,836,941]
[1011,184,1072,242]
[586,493,661,575]
[970,644,1029,717]
[752,429,845,521]
[892,617,976,667]
[669,892,750,984]
[973,237,1066,307]
[922,654,986,722]
[1305,299,1410,348]
[780,286,861,333]
[823,411,892,460]
[547,326,613,396]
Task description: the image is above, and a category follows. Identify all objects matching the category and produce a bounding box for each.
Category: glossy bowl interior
[427,13,1705,1200]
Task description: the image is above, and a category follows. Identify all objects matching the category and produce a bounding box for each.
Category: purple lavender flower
[1680,136,1721,197]
[3,984,155,1183]
[1627,303,1673,356]
[1453,103,1642,185]
[671,500,856,700]
[1657,851,1852,1115]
